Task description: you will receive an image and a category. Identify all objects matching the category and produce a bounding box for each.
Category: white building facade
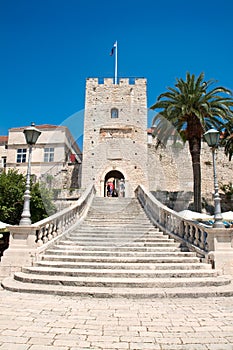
[4,124,82,188]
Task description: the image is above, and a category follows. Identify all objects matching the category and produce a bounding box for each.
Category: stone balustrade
[1,183,233,280]
[135,185,233,276]
[0,184,96,279]
[35,187,92,250]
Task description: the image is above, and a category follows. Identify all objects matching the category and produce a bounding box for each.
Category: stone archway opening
[104,170,125,197]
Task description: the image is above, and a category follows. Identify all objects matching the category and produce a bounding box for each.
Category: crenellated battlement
[86,77,147,87]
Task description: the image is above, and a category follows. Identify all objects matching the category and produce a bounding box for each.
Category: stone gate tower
[81,77,148,197]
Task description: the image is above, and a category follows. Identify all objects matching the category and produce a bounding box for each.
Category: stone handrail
[136,185,210,257]
[0,184,96,278]
[135,185,233,275]
[34,184,96,252]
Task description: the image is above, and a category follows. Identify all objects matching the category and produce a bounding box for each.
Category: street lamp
[19,123,41,226]
[203,128,225,228]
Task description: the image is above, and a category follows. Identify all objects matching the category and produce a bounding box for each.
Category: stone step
[54,244,179,251]
[66,231,169,237]
[72,225,158,231]
[59,238,172,244]
[85,216,148,221]
[69,228,158,234]
[78,223,153,228]
[73,225,158,230]
[89,202,139,209]
[3,277,233,298]
[64,235,173,241]
[36,260,212,270]
[65,230,162,237]
[13,271,231,288]
[65,232,174,240]
[41,254,200,264]
[88,208,140,214]
[3,195,232,298]
[55,240,179,247]
[44,248,184,256]
[91,198,136,205]
[62,244,179,249]
[21,266,219,279]
[90,215,145,220]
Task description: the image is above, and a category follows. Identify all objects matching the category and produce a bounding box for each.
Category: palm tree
[150,72,233,212]
[221,120,233,161]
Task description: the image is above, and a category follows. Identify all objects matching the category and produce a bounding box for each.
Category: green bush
[0,169,56,225]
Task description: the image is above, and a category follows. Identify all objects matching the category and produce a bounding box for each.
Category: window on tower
[111,108,119,119]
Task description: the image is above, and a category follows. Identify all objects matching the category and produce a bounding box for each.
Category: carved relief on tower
[99,126,133,140]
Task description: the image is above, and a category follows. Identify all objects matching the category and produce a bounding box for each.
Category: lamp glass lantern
[23,123,41,145]
[203,128,220,148]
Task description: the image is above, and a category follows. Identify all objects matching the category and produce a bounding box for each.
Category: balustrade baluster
[188,225,194,243]
[183,222,189,241]
[53,222,58,238]
[194,226,200,246]
[47,223,54,241]
[199,229,208,251]
[36,228,44,246]
[179,220,185,238]
[42,223,49,243]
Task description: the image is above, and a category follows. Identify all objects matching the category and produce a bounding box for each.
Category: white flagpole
[114,41,118,85]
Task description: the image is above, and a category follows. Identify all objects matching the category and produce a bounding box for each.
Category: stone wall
[148,138,233,211]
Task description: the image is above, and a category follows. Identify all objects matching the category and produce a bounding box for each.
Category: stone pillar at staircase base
[207,228,233,276]
[0,225,37,279]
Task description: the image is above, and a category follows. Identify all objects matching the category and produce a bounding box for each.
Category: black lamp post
[19,123,41,226]
[203,128,225,228]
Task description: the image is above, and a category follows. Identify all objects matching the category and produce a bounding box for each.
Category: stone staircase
[2,197,233,297]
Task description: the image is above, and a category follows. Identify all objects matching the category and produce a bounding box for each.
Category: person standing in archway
[106,182,111,197]
[109,181,114,197]
[119,179,125,197]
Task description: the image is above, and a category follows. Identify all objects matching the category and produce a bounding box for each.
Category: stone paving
[0,287,233,350]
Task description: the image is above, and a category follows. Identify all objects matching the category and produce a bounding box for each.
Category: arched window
[111,108,119,119]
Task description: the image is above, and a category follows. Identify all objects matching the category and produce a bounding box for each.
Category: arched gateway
[104,170,125,197]
[81,77,149,197]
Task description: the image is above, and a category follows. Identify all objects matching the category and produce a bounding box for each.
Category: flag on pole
[110,41,118,84]
[110,41,117,56]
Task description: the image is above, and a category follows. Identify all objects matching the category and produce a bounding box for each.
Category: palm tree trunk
[188,137,202,212]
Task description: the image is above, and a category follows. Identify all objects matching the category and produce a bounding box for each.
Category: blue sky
[0,0,233,147]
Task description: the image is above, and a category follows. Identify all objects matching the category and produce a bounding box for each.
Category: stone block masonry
[148,138,233,208]
[81,78,149,197]
[0,290,233,349]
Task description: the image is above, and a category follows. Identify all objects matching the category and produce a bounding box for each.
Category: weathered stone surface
[0,287,233,349]
[2,197,232,297]
[81,78,148,197]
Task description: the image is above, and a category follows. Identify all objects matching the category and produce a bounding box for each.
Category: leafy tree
[0,169,25,224]
[151,72,233,212]
[30,182,56,223]
[0,169,56,225]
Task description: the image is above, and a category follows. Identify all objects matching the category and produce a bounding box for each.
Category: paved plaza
[0,286,233,350]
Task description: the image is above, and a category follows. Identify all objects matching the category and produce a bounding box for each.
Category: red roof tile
[0,136,8,143]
